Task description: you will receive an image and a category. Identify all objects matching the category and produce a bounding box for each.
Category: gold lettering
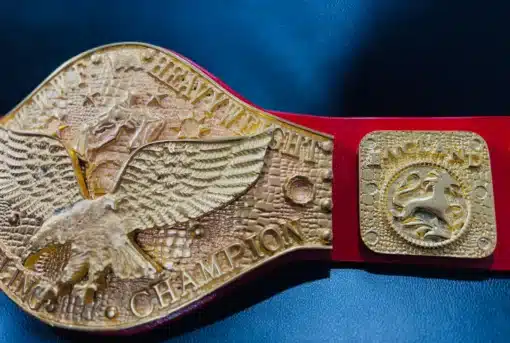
[130,290,154,318]
[282,132,297,156]
[269,128,285,150]
[244,233,264,260]
[449,150,465,163]
[402,142,417,154]
[240,114,263,134]
[282,132,310,161]
[417,139,429,152]
[186,77,206,99]
[198,254,223,283]
[153,278,178,308]
[162,61,179,80]
[259,226,284,253]
[237,112,252,132]
[206,90,229,112]
[9,271,37,300]
[367,151,381,167]
[383,147,403,161]
[0,258,13,284]
[167,69,196,97]
[268,129,318,163]
[294,135,304,157]
[27,286,49,311]
[280,222,304,246]
[6,269,20,288]
[191,85,213,105]
[153,60,173,78]
[182,74,198,98]
[0,256,9,275]
[219,102,245,128]
[181,270,199,297]
[305,140,317,162]
[166,67,187,88]
[236,111,257,133]
[224,243,245,270]
[149,59,197,99]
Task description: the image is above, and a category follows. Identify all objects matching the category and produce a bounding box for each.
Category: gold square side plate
[359,130,496,258]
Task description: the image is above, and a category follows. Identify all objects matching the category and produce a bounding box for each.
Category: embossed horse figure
[391,170,461,227]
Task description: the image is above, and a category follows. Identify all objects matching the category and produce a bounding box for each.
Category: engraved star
[146,92,169,108]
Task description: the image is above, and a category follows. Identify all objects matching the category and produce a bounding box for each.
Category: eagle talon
[2,128,272,309]
[38,281,61,300]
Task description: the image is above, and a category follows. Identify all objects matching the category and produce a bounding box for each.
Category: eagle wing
[111,130,273,233]
[0,127,83,259]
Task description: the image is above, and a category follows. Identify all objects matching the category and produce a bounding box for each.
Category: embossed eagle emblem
[0,127,272,298]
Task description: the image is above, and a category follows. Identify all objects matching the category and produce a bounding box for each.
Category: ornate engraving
[386,165,468,247]
[283,175,315,205]
[359,131,496,257]
[0,43,333,332]
[27,132,272,299]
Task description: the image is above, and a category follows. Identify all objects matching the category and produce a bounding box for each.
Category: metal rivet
[321,169,332,181]
[478,237,491,251]
[365,231,379,246]
[8,213,19,226]
[105,306,117,319]
[320,199,332,212]
[319,141,333,153]
[322,229,332,244]
[194,227,203,238]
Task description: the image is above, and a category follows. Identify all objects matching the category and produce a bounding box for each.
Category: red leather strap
[173,48,510,271]
[271,113,510,271]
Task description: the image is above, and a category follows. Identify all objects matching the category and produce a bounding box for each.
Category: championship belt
[0,43,507,333]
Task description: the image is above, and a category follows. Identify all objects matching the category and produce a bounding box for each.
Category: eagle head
[29,196,116,251]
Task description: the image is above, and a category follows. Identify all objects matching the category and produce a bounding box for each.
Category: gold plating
[359,130,496,258]
[0,43,333,332]
[381,161,470,248]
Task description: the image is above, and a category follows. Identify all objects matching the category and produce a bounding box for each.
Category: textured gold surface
[359,131,496,258]
[0,43,333,331]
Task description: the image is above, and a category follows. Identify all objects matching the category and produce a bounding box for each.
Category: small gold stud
[319,141,333,153]
[320,199,332,212]
[321,169,333,181]
[322,229,332,244]
[105,306,117,319]
[194,227,203,238]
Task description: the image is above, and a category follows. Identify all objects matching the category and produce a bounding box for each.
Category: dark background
[1,1,510,342]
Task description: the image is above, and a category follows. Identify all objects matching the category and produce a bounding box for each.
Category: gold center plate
[359,130,496,258]
[0,43,333,332]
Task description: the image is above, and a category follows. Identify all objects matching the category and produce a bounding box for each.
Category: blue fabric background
[1,1,510,342]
